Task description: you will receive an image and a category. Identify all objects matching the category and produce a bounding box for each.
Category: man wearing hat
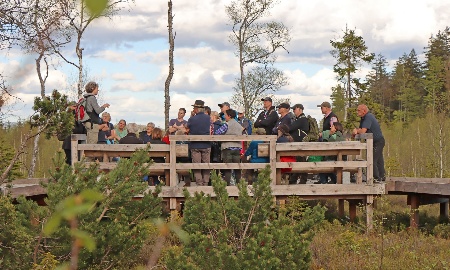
[272,102,292,135]
[254,97,278,136]
[218,102,238,122]
[237,107,252,135]
[186,100,212,186]
[317,101,338,133]
[288,104,309,184]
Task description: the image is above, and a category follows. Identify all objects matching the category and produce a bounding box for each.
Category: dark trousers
[373,137,386,180]
[222,149,241,185]
[290,156,308,184]
[319,173,336,184]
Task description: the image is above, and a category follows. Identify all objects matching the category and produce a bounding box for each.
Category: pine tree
[40,150,163,269]
[165,167,325,270]
[391,50,424,124]
[330,26,374,121]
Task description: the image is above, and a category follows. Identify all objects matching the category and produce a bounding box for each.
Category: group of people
[63,81,386,186]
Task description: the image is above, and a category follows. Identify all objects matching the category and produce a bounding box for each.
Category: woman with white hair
[98,112,116,144]
[118,123,143,144]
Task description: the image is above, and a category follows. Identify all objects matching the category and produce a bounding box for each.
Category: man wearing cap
[186,100,212,186]
[218,102,238,122]
[254,97,278,136]
[272,102,292,135]
[237,107,252,135]
[287,104,309,184]
[317,101,338,133]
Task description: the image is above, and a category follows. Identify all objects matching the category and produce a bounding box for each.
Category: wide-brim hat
[192,100,205,108]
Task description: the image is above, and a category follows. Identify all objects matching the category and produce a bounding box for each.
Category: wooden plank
[77,144,189,157]
[366,195,373,232]
[169,135,277,142]
[175,163,270,170]
[269,138,277,185]
[86,162,171,170]
[275,161,367,169]
[142,184,385,198]
[7,185,47,198]
[389,177,450,184]
[366,137,373,184]
[275,141,367,151]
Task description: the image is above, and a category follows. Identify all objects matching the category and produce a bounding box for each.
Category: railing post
[269,137,277,185]
[169,137,178,210]
[71,134,86,167]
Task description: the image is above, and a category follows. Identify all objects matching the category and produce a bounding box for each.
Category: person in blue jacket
[244,128,269,183]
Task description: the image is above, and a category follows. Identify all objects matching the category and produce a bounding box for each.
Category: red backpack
[75,97,90,123]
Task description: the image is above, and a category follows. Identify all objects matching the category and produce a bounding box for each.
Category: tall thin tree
[164,0,175,130]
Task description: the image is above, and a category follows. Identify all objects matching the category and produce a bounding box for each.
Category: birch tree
[226,0,290,118]
[56,0,133,97]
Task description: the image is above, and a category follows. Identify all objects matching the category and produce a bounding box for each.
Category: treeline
[329,27,450,178]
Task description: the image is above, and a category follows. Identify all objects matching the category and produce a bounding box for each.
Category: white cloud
[112,72,135,81]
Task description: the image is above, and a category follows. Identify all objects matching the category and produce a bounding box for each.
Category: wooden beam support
[409,194,420,229]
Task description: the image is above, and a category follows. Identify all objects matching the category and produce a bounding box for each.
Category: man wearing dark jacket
[288,104,309,184]
[187,100,211,186]
[254,97,278,136]
[289,104,309,142]
[317,101,338,132]
[272,102,292,135]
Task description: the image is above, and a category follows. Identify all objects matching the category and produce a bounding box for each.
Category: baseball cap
[317,101,331,108]
[218,102,230,108]
[261,97,272,102]
[291,104,304,110]
[276,103,290,109]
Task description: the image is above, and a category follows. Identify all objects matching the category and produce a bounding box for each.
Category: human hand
[102,103,110,108]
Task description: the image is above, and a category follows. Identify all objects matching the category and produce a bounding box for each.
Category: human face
[293,107,302,117]
[93,86,99,95]
[225,113,231,122]
[178,110,186,119]
[118,121,125,130]
[263,100,271,109]
[356,106,367,117]
[220,105,229,113]
[102,115,109,123]
[320,106,329,115]
[146,125,154,134]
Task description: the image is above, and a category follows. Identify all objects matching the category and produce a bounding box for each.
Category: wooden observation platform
[2,133,388,230]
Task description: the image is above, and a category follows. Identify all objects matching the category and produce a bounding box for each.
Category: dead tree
[164,0,175,130]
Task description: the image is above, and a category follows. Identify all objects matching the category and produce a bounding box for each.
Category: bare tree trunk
[76,33,84,98]
[29,51,47,178]
[164,0,174,130]
[28,133,40,178]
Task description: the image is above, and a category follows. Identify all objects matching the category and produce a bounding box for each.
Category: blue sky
[2,0,450,127]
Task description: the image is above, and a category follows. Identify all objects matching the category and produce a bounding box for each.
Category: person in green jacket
[315,122,344,184]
